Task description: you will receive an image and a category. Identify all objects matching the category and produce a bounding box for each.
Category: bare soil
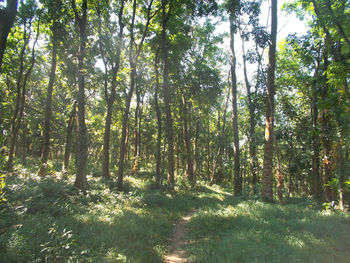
[163,210,197,263]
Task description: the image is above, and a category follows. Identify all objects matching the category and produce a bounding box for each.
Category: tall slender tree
[262,0,277,202]
[97,0,125,179]
[117,0,155,190]
[160,0,175,191]
[71,0,88,193]
[40,0,62,173]
[228,0,242,196]
[154,49,162,187]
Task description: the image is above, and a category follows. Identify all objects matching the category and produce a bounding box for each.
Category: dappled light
[1,0,349,262]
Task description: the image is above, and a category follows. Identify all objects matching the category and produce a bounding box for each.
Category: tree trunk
[73,0,88,193]
[229,16,241,196]
[0,0,18,71]
[275,136,284,203]
[132,87,140,174]
[99,0,124,179]
[211,85,229,184]
[41,23,58,166]
[180,93,194,187]
[161,0,175,191]
[7,20,38,171]
[262,0,277,202]
[117,66,136,190]
[320,46,334,202]
[101,102,113,178]
[311,54,321,198]
[117,0,153,190]
[154,51,162,188]
[63,100,77,171]
[193,117,200,181]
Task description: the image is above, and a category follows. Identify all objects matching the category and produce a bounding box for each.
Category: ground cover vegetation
[0,0,350,262]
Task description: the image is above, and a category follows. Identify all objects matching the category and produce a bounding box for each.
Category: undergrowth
[0,165,349,263]
[0,167,223,263]
[186,198,350,263]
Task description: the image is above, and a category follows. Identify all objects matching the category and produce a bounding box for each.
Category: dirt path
[163,210,197,263]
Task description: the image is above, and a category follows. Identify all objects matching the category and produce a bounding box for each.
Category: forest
[0,0,349,262]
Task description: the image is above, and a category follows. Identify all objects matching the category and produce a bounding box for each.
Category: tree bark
[180,92,194,187]
[311,53,321,198]
[320,45,334,202]
[117,66,135,190]
[132,86,141,174]
[161,0,175,191]
[154,50,162,188]
[72,0,88,193]
[0,0,18,71]
[193,117,200,182]
[229,16,241,196]
[262,0,277,202]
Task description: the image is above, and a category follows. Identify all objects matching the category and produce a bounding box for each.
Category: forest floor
[1,162,350,262]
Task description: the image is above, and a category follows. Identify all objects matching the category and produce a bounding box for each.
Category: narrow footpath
[163,210,197,263]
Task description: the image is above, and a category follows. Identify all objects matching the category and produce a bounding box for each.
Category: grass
[185,198,350,263]
[0,164,349,262]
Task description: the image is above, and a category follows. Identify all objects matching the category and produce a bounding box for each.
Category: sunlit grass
[1,165,349,262]
[186,199,350,263]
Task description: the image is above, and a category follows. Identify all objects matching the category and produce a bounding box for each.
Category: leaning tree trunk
[0,0,18,71]
[262,0,277,202]
[229,16,241,196]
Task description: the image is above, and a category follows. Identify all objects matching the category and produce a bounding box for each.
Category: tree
[228,3,242,196]
[39,0,62,173]
[153,48,163,187]
[117,0,155,190]
[0,0,18,71]
[6,1,40,170]
[96,0,125,179]
[160,0,175,191]
[71,0,88,193]
[261,0,277,202]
